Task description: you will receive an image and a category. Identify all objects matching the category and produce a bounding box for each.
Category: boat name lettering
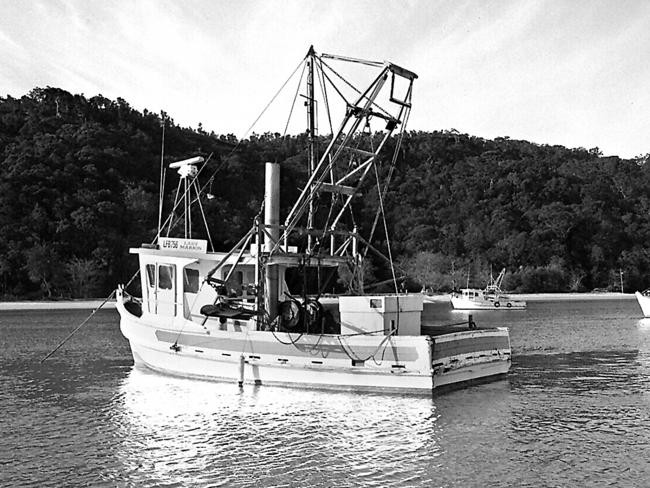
[159,238,207,253]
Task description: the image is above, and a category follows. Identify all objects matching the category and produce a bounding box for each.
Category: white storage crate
[339,294,423,336]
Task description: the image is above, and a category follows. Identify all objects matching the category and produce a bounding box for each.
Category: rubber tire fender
[280,300,302,330]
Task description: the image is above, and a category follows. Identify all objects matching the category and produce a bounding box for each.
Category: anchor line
[40,269,141,363]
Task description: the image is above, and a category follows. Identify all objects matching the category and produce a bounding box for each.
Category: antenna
[169,156,205,238]
[156,113,166,241]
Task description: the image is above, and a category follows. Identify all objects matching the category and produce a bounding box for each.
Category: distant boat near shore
[450,268,527,311]
[450,289,526,310]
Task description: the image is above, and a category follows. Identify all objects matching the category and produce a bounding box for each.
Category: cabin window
[223,267,244,297]
[370,299,382,309]
[146,264,156,288]
[158,265,175,290]
[184,268,200,293]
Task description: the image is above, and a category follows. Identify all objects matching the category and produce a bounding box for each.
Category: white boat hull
[117,291,511,394]
[635,291,650,317]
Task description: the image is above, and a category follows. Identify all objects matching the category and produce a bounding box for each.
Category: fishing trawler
[451,269,526,310]
[115,47,511,393]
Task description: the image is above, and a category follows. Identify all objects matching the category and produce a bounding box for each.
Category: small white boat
[635,290,650,317]
[115,47,511,394]
[450,269,526,310]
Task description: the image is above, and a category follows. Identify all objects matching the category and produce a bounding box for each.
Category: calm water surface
[2,299,650,487]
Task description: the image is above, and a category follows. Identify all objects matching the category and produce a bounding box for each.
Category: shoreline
[0,292,637,310]
[515,292,634,301]
[424,292,635,302]
[0,300,117,311]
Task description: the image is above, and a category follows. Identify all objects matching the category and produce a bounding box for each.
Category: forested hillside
[1,87,649,298]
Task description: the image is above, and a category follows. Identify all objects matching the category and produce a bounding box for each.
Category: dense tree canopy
[1,88,649,298]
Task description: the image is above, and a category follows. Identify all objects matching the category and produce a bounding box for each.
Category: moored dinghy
[115,47,511,393]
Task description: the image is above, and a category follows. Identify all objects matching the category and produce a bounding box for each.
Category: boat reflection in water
[638,317,650,329]
[109,365,511,487]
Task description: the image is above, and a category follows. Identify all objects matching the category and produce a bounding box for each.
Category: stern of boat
[430,327,511,389]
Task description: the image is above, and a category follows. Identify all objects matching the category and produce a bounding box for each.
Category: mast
[306,45,317,253]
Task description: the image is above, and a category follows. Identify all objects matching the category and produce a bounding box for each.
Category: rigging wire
[316,66,351,109]
[279,62,391,242]
[373,154,399,296]
[158,55,307,236]
[364,91,412,253]
[370,96,414,295]
[39,291,116,363]
[315,56,338,245]
[239,57,306,142]
[165,174,185,236]
[39,270,141,363]
[170,56,305,227]
[277,121,369,252]
[283,61,308,136]
[316,56,334,135]
[157,114,166,238]
[189,186,215,251]
[318,58,394,120]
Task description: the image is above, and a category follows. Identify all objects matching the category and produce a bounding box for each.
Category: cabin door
[182,267,200,318]
[143,263,177,316]
[144,264,156,314]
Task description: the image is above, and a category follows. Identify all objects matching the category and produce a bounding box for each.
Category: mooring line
[39,270,140,363]
[39,290,116,363]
